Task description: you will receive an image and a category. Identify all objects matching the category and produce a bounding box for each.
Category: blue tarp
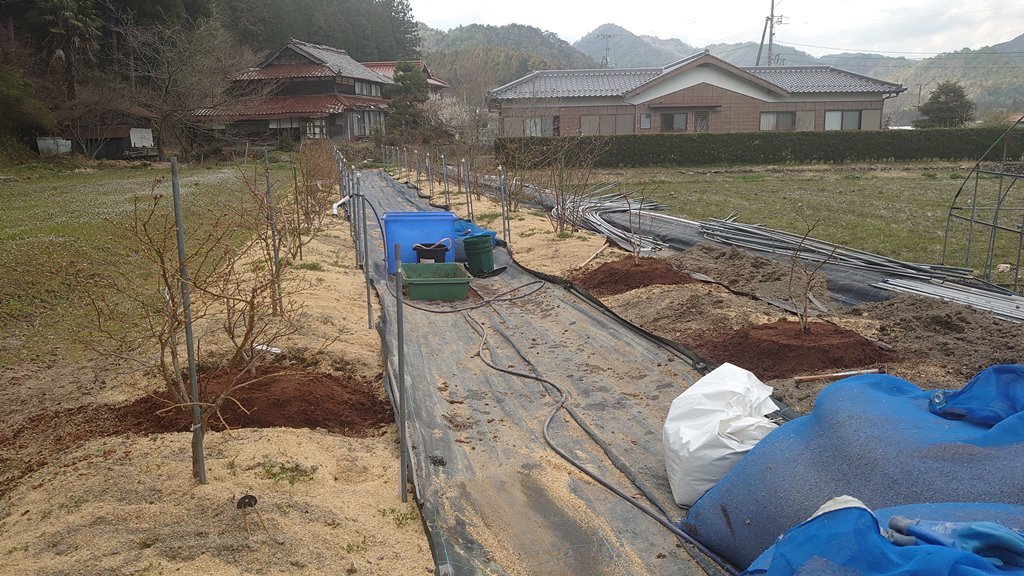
[684,365,1024,568]
[744,503,1024,575]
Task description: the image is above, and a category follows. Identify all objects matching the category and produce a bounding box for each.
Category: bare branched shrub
[788,218,837,334]
[544,137,609,235]
[290,140,340,260]
[622,182,653,264]
[84,169,306,435]
[82,179,238,405]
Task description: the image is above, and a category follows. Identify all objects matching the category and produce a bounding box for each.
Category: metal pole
[170,158,207,485]
[293,165,303,261]
[414,149,420,184]
[263,150,282,315]
[395,242,408,503]
[354,169,364,268]
[360,174,372,329]
[462,159,474,221]
[427,153,434,197]
[499,165,511,245]
[441,154,450,206]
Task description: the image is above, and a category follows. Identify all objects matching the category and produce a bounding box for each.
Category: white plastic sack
[663,362,780,507]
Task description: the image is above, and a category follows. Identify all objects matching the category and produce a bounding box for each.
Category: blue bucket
[382,211,457,274]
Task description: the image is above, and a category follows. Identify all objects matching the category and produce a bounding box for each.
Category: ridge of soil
[0,365,392,499]
[572,256,696,296]
[693,319,892,382]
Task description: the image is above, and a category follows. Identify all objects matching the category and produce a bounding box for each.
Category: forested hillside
[420,23,595,107]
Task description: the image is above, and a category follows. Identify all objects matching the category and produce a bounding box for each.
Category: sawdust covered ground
[0,216,434,575]
[586,244,1024,413]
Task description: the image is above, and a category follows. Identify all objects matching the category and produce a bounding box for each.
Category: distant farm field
[0,163,283,366]
[584,164,986,267]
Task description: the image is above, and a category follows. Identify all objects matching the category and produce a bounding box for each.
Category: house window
[355,81,381,97]
[694,111,711,133]
[825,110,862,131]
[524,116,555,136]
[552,116,560,136]
[305,118,327,139]
[640,114,651,129]
[760,112,796,131]
[661,113,687,131]
[269,119,301,129]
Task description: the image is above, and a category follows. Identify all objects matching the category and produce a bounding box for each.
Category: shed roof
[361,60,450,89]
[250,39,392,84]
[195,94,387,120]
[743,66,904,94]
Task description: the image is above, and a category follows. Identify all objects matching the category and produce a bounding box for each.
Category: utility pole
[597,34,616,68]
[766,0,780,67]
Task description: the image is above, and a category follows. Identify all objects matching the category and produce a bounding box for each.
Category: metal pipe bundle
[698,218,976,282]
[872,277,1024,322]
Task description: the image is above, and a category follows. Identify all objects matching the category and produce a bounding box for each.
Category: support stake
[171,158,207,485]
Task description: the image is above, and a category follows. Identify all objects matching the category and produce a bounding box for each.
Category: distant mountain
[575,23,697,68]
[419,23,595,107]
[419,23,593,69]
[991,32,1024,53]
[705,42,818,67]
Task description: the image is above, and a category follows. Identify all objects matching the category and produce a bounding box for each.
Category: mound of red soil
[576,256,695,296]
[0,366,393,498]
[694,320,891,381]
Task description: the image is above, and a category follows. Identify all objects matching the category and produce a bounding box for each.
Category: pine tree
[913,80,977,128]
[385,60,428,141]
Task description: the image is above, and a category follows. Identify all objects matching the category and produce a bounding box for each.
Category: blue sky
[410,0,1024,57]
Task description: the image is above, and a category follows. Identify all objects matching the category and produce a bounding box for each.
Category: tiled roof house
[489,51,905,136]
[361,60,449,92]
[199,38,392,140]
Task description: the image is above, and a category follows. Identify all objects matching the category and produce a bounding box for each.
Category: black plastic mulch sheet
[601,211,895,306]
[356,172,718,576]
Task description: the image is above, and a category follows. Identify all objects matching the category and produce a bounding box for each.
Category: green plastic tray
[401,263,471,301]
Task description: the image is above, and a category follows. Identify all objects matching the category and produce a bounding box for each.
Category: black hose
[465,314,740,576]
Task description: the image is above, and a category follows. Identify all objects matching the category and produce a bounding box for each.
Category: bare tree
[83,172,303,438]
[787,218,837,334]
[289,140,340,260]
[622,182,653,264]
[544,136,609,235]
[112,13,263,160]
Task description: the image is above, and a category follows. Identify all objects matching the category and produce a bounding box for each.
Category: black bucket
[412,239,451,264]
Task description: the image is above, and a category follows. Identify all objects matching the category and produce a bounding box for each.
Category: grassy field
[584,165,993,267]
[0,162,292,367]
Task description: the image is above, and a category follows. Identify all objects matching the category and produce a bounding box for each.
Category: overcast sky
[410,0,1024,57]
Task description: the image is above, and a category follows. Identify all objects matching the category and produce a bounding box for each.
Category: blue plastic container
[382,211,457,274]
[453,220,498,262]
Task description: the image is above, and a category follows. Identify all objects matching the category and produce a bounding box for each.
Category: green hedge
[495,127,1023,167]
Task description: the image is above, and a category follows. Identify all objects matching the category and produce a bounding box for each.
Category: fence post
[395,242,408,503]
[263,150,282,315]
[170,158,207,485]
[427,153,434,197]
[360,174,372,329]
[441,154,450,206]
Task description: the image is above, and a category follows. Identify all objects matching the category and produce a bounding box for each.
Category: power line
[868,3,1024,21]
[777,40,1024,55]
